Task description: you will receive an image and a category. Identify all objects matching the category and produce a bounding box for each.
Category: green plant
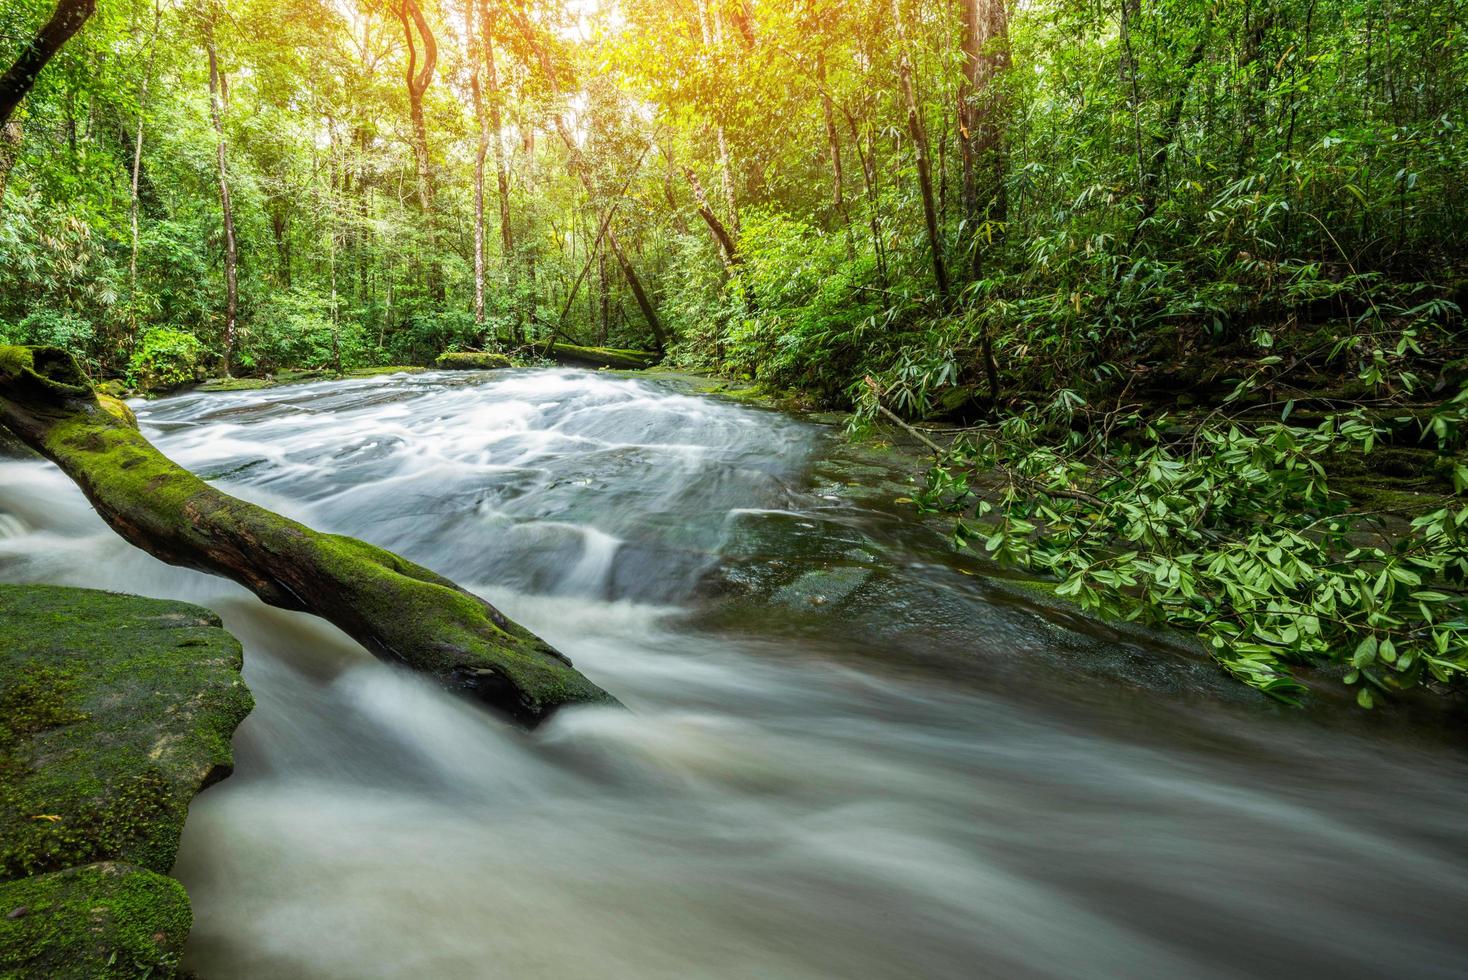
[126,328,204,393]
[240,288,366,374]
[919,393,1468,706]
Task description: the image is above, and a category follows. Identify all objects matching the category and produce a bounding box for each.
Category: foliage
[0,0,1465,711]
[126,327,203,392]
[240,288,365,374]
[916,385,1468,705]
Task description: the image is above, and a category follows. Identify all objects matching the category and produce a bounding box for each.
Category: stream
[2,368,1466,979]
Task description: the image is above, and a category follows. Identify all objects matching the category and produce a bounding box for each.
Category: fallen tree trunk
[0,345,617,726]
[548,343,658,370]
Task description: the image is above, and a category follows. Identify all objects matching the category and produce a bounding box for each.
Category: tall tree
[394,0,437,213]
[957,0,1009,401]
[127,0,163,348]
[202,7,239,376]
[0,0,96,128]
[466,0,488,330]
[477,0,516,337]
[504,0,667,349]
[394,0,441,299]
[695,0,740,236]
[0,0,96,201]
[892,0,949,299]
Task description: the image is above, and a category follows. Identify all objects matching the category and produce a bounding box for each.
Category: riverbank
[0,585,252,978]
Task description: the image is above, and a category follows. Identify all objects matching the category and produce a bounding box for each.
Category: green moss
[196,366,427,392]
[195,377,274,392]
[549,343,657,370]
[2,344,614,724]
[346,365,425,378]
[308,533,616,717]
[434,351,514,370]
[0,862,191,979]
[0,663,87,742]
[0,585,253,882]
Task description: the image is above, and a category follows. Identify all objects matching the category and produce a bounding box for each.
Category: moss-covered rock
[434,351,513,370]
[0,862,192,979]
[0,585,253,884]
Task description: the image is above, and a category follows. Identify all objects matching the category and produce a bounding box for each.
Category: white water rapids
[1,368,1465,978]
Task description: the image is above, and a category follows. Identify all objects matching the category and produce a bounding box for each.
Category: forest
[2,0,1468,975]
[3,0,1463,704]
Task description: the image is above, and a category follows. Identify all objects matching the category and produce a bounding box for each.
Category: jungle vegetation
[1,0,1466,706]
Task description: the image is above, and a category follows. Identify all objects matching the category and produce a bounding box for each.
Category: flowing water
[2,368,1466,979]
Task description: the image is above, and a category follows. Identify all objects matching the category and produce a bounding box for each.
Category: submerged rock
[0,584,253,978]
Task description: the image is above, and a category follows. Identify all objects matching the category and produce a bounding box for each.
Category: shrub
[239,288,366,374]
[127,328,204,393]
[916,389,1468,706]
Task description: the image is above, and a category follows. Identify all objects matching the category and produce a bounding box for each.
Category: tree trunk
[683,166,740,271]
[0,0,96,129]
[1132,18,1210,245]
[606,228,667,350]
[394,0,441,301]
[892,1,949,299]
[548,343,656,370]
[0,346,617,725]
[0,122,21,208]
[658,139,691,235]
[957,0,1009,403]
[816,49,847,225]
[127,0,162,350]
[204,27,238,377]
[479,0,516,338]
[958,0,981,255]
[504,2,666,350]
[694,0,741,235]
[467,0,488,329]
[598,250,608,345]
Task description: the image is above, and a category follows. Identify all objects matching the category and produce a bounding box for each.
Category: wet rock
[0,584,253,977]
[770,565,874,611]
[0,862,191,979]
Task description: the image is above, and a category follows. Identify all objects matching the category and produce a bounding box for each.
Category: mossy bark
[0,345,617,725]
[549,343,658,370]
[434,351,513,370]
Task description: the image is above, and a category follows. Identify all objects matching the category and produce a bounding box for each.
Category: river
[1,368,1466,979]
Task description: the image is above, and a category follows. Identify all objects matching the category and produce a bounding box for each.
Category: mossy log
[434,351,514,370]
[549,343,658,370]
[0,346,617,725]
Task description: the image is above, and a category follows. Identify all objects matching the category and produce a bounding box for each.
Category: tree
[0,0,96,203]
[892,0,949,299]
[200,5,239,376]
[0,0,96,128]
